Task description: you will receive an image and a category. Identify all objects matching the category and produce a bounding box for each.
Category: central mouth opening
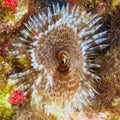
[56,49,70,72]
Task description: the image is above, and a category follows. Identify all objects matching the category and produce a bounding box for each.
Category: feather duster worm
[9,3,108,120]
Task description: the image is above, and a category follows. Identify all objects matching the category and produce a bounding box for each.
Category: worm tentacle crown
[9,3,108,120]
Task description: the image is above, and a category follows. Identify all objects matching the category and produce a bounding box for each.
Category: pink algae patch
[3,0,17,10]
[8,90,26,104]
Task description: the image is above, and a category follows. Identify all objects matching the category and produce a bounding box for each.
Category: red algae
[8,89,26,104]
[3,0,17,11]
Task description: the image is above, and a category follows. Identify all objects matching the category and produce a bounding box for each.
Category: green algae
[15,57,31,68]
[0,86,13,120]
[111,114,120,120]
